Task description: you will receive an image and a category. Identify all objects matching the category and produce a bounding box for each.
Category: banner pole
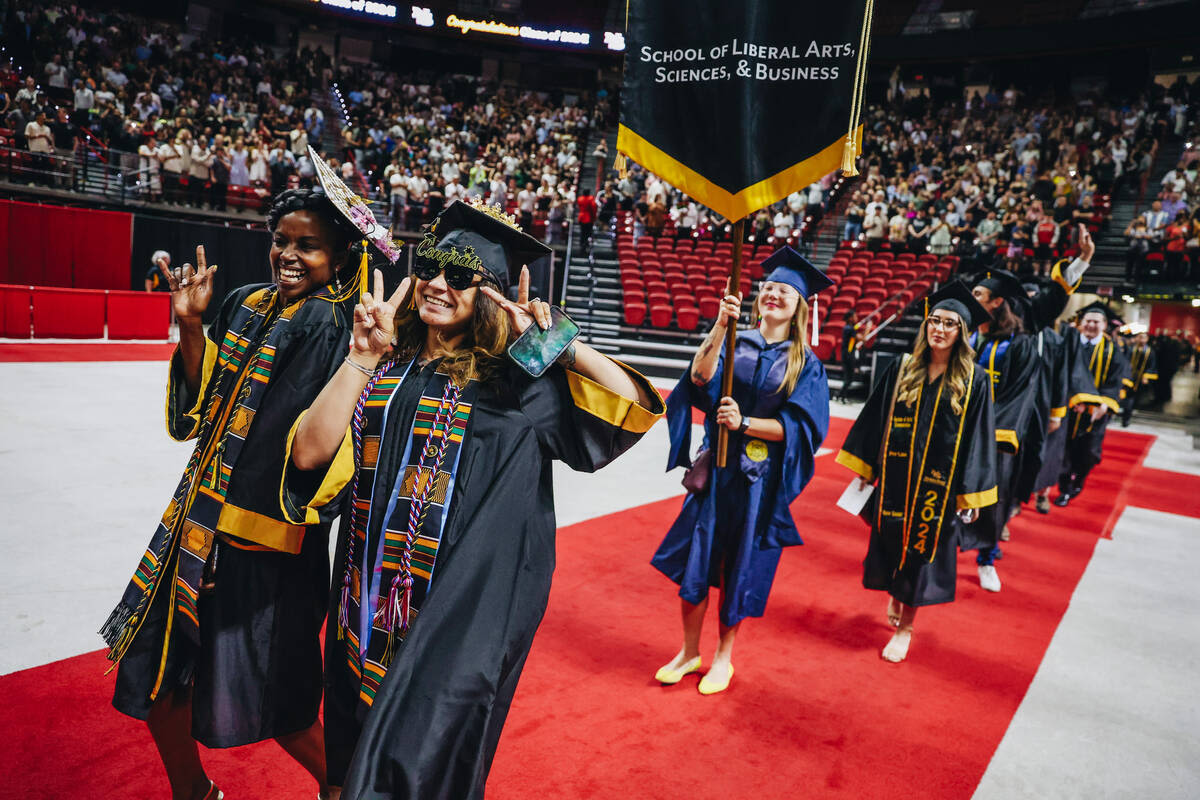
[715,217,746,468]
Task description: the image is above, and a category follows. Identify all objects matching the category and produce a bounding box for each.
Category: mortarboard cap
[760,246,835,297]
[928,280,991,332]
[1076,301,1118,322]
[420,198,552,292]
[974,267,1026,306]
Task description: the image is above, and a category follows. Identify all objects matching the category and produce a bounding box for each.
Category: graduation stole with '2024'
[875,358,976,568]
[336,359,477,709]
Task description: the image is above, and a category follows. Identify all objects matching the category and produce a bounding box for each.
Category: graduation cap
[418,198,552,292]
[1076,301,1118,323]
[927,280,990,332]
[309,145,402,300]
[974,267,1026,306]
[760,246,836,346]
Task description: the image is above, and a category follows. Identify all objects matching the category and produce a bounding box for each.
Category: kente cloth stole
[970,332,1011,402]
[875,364,975,569]
[100,287,313,684]
[336,360,477,708]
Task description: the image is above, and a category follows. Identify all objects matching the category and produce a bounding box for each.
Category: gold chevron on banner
[616,124,862,223]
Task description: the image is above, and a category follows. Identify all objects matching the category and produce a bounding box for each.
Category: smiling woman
[102,185,389,800]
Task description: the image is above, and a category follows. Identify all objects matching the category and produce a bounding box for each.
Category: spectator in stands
[577,186,597,252]
[49,107,76,189]
[1032,212,1060,277]
[209,142,230,211]
[1124,217,1152,281]
[863,203,887,251]
[844,197,865,242]
[144,250,171,292]
[548,196,567,245]
[24,110,54,185]
[517,181,537,233]
[888,206,908,251]
[772,206,795,241]
[928,211,953,256]
[1144,199,1169,244]
[646,195,667,238]
[229,137,250,187]
[837,310,860,403]
[1164,211,1190,279]
[907,207,931,254]
[189,137,212,208]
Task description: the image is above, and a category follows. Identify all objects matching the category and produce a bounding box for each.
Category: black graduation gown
[1028,327,1095,494]
[1122,344,1158,416]
[284,359,663,798]
[958,331,1040,549]
[112,284,352,748]
[837,358,997,607]
[1059,331,1130,486]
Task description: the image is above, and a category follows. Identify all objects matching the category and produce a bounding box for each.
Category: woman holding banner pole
[651,247,831,695]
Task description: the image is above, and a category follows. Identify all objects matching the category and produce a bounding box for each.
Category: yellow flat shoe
[654,655,702,684]
[698,664,734,695]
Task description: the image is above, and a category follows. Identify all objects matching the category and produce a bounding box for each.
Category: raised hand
[714,292,742,330]
[480,265,552,334]
[161,245,218,321]
[1078,224,1095,262]
[351,268,410,361]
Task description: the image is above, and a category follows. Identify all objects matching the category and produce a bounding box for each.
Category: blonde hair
[756,291,809,396]
[391,282,511,385]
[896,316,975,414]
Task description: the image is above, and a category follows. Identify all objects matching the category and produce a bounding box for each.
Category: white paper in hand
[837,479,874,516]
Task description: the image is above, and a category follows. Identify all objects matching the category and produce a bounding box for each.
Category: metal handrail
[859,265,946,345]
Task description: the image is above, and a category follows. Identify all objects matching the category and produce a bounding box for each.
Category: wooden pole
[715,217,746,468]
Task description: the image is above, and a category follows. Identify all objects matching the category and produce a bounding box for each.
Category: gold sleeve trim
[1070,392,1120,413]
[1121,378,1135,388]
[217,503,306,554]
[995,429,1020,452]
[564,358,665,434]
[279,410,356,526]
[957,486,998,510]
[166,337,219,441]
[1050,406,1067,419]
[1143,372,1157,380]
[835,449,875,481]
[1050,259,1082,294]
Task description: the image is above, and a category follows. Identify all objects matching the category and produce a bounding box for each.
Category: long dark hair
[391,283,511,386]
[985,297,1024,339]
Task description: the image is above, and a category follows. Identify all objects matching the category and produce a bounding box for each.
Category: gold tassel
[841,0,876,177]
[614,152,628,181]
[357,239,369,301]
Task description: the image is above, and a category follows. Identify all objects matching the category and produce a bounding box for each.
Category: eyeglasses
[926,316,960,330]
[412,260,491,290]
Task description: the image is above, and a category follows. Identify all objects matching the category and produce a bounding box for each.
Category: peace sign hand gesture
[479,265,552,334]
[161,245,218,322]
[351,268,410,362]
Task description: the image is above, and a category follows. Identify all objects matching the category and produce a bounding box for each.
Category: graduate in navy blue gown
[651,247,831,695]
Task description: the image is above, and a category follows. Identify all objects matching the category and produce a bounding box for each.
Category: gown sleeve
[664,345,726,471]
[527,357,665,473]
[1049,332,1069,420]
[279,414,356,527]
[955,367,999,510]
[1101,343,1131,413]
[164,285,255,441]
[776,353,830,502]
[992,335,1041,454]
[836,355,902,482]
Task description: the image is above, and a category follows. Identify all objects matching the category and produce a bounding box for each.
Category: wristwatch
[738,415,751,434]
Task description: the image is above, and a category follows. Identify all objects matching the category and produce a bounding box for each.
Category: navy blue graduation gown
[651,330,829,626]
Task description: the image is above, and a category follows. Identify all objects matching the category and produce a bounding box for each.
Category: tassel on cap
[811,295,820,346]
[357,239,370,301]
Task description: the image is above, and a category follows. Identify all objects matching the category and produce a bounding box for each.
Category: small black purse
[681,448,712,494]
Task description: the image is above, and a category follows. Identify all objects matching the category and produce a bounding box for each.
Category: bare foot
[886,596,901,627]
[881,626,913,663]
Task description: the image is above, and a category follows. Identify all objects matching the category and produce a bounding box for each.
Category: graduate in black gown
[105,175,398,800]
[837,281,997,663]
[960,268,1042,593]
[1055,302,1131,505]
[1121,331,1158,426]
[283,199,664,799]
[652,249,831,695]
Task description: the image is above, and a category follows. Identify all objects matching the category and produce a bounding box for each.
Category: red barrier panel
[0,284,33,339]
[31,287,106,338]
[0,200,133,290]
[106,290,171,339]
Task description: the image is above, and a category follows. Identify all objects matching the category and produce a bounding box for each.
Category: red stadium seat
[676,306,700,331]
[649,304,674,328]
[698,295,721,318]
[624,303,647,326]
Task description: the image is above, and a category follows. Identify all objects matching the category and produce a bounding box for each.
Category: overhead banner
[617,0,874,222]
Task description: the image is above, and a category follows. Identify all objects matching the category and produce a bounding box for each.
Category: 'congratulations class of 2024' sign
[617,0,875,222]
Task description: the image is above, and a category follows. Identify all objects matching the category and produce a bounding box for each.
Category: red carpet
[0,341,175,362]
[0,421,1169,799]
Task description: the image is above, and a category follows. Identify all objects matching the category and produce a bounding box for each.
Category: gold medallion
[745,439,769,462]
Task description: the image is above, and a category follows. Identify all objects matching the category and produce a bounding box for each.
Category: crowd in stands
[1123,78,1200,283]
[0,0,603,240]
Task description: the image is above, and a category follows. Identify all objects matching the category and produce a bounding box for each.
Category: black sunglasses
[412,260,492,290]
